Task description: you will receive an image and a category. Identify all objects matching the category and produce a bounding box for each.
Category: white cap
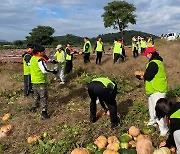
[56,44,62,50]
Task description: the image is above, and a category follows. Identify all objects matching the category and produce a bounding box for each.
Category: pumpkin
[136,138,154,154]
[86,143,98,153]
[107,142,120,151]
[119,133,132,142]
[129,140,136,148]
[129,126,140,137]
[119,148,137,154]
[71,148,90,154]
[27,135,41,144]
[153,147,171,154]
[0,125,13,134]
[141,126,155,135]
[134,71,144,76]
[95,148,105,154]
[120,142,129,149]
[79,51,83,55]
[103,149,119,154]
[108,136,119,144]
[2,113,11,121]
[94,136,107,149]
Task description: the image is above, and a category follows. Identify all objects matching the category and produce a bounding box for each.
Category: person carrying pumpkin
[135,47,169,136]
[155,98,180,152]
[88,77,118,128]
[30,44,57,120]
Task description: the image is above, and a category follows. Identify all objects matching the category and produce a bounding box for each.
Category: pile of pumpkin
[71,126,176,154]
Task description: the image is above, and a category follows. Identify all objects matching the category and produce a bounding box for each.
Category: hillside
[54,30,159,46]
[0,40,179,153]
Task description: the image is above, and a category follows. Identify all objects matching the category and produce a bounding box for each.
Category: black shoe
[30,107,37,113]
[41,111,50,120]
[90,117,96,123]
[111,123,118,129]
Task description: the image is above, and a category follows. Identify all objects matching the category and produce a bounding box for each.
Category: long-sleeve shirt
[38,59,54,74]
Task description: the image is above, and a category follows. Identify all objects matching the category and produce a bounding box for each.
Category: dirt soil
[0,39,179,153]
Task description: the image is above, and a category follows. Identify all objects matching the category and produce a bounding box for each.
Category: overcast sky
[0,0,180,42]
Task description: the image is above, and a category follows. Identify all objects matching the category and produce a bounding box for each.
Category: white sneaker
[60,82,65,84]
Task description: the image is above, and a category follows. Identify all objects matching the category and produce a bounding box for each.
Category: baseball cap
[142,47,156,56]
[56,44,62,50]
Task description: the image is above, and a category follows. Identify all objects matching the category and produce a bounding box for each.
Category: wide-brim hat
[56,44,62,50]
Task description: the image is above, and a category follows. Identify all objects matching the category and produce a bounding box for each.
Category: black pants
[24,75,32,96]
[133,47,138,58]
[114,53,120,63]
[122,48,126,57]
[84,53,90,63]
[88,81,118,124]
[65,60,72,74]
[141,48,145,54]
[96,52,102,64]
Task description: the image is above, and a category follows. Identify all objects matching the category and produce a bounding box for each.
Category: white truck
[162,33,177,41]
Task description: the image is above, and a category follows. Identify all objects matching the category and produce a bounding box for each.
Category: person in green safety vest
[30,44,57,120]
[155,98,180,152]
[22,44,33,96]
[113,38,123,63]
[83,37,92,63]
[54,44,66,84]
[88,77,118,129]
[65,43,74,74]
[132,36,138,58]
[140,38,147,54]
[93,37,104,64]
[140,47,169,136]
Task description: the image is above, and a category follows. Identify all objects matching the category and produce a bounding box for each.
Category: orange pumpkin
[71,148,90,154]
[153,147,171,154]
[27,135,41,144]
[107,136,119,144]
[0,125,13,134]
[103,149,119,154]
[2,113,11,121]
[94,135,107,149]
[129,126,140,137]
[136,138,154,154]
[107,142,120,151]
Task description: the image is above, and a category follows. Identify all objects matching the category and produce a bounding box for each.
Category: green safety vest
[132,42,138,51]
[83,40,92,53]
[141,41,146,48]
[113,41,121,54]
[92,77,115,89]
[30,56,46,84]
[145,60,168,95]
[56,50,65,67]
[96,41,103,52]
[170,109,180,119]
[23,53,32,75]
[65,48,72,61]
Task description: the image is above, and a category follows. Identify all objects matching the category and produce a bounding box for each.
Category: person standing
[93,37,104,64]
[30,44,57,120]
[22,44,33,97]
[136,47,169,136]
[113,38,122,63]
[65,43,74,74]
[155,98,180,152]
[83,37,92,63]
[88,77,118,128]
[132,36,138,58]
[54,44,66,84]
[140,38,147,54]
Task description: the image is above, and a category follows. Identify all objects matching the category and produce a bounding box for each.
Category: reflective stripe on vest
[96,41,103,52]
[113,41,122,54]
[56,50,65,67]
[170,109,180,119]
[92,77,115,89]
[83,40,92,53]
[145,60,168,94]
[30,56,46,84]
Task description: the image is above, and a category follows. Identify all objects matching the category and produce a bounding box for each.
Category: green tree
[26,26,55,45]
[13,40,24,46]
[102,1,136,36]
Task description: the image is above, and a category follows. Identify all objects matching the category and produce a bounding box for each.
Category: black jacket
[166,102,180,148]
[144,52,163,81]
